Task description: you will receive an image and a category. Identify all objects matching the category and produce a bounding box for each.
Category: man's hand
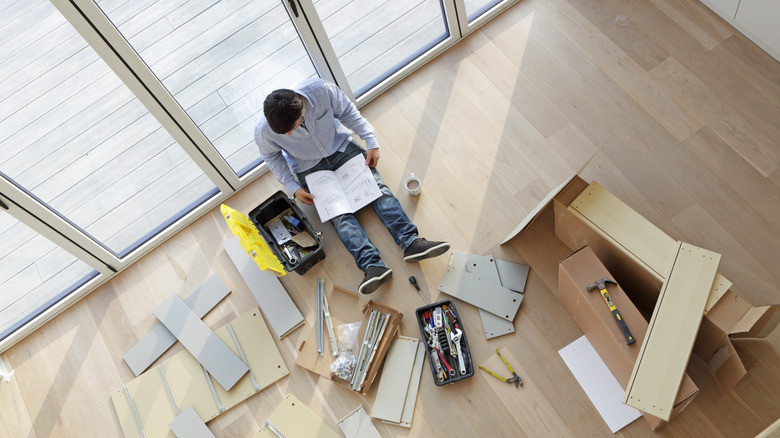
[365,148,380,168]
[294,188,315,205]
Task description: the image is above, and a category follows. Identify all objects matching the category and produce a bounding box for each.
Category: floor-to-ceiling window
[0,0,517,350]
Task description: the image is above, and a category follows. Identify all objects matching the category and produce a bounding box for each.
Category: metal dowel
[123,385,147,438]
[316,278,323,356]
[201,364,224,413]
[157,364,180,416]
[227,323,260,392]
[264,420,287,438]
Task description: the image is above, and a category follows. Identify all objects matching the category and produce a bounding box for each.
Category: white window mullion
[51,0,240,192]
[0,177,117,273]
[284,0,355,101]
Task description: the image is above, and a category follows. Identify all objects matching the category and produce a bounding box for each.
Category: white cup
[405,173,422,196]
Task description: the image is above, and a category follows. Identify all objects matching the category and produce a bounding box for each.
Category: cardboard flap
[730,305,780,338]
[501,174,581,244]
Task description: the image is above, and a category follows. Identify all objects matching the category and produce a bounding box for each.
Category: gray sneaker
[403,238,450,263]
[358,266,393,295]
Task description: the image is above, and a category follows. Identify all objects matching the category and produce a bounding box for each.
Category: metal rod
[316,278,323,356]
[123,385,147,438]
[157,364,180,415]
[201,364,224,413]
[352,310,383,390]
[321,280,338,356]
[357,313,391,391]
[227,323,260,392]
[264,420,287,438]
[351,310,378,389]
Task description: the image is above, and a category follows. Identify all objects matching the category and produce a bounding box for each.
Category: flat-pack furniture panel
[624,242,720,421]
[339,406,381,438]
[438,265,521,321]
[169,406,215,438]
[254,394,340,438]
[124,274,231,376]
[371,336,420,423]
[224,236,304,339]
[154,295,248,391]
[448,251,521,338]
[566,181,731,313]
[386,340,426,428]
[112,308,288,438]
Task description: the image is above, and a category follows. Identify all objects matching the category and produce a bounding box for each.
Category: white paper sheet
[558,336,641,433]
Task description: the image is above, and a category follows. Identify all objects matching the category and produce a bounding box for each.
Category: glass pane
[0,0,218,257]
[465,0,502,22]
[0,211,98,340]
[314,0,449,96]
[98,1,319,176]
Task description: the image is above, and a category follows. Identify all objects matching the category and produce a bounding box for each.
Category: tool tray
[248,190,325,275]
[415,299,474,386]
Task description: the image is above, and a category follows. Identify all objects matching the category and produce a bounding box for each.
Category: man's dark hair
[264,89,303,134]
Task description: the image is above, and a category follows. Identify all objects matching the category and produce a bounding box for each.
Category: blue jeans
[297,141,418,271]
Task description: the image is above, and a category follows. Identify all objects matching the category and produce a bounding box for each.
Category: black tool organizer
[415,299,474,386]
[248,191,325,275]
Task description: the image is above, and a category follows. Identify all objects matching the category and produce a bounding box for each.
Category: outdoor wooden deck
[0,0,449,336]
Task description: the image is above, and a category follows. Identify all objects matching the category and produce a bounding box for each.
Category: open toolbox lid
[221,204,286,276]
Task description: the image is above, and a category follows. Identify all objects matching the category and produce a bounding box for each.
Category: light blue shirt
[255,78,379,195]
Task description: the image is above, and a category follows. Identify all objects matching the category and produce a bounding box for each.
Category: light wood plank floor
[1,0,779,436]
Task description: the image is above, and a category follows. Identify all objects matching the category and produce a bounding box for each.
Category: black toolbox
[248,190,325,275]
[415,299,474,386]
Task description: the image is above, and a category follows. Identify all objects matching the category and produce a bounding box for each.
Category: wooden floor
[2,0,780,436]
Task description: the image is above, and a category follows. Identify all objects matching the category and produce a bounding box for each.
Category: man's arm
[255,127,302,195]
[325,81,380,151]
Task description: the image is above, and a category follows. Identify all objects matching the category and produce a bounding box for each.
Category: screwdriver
[408,276,429,304]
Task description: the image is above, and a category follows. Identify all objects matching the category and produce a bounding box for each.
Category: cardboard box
[295,285,402,394]
[559,246,699,430]
[549,176,780,390]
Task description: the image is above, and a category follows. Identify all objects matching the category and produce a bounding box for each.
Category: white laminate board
[339,406,381,438]
[559,336,641,433]
[169,406,215,438]
[438,265,521,321]
[223,236,304,339]
[623,242,720,421]
[124,274,231,376]
[154,295,248,392]
[371,337,420,423]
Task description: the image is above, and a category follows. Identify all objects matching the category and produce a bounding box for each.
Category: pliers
[479,348,523,388]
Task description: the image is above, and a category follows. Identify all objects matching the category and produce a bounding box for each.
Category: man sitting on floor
[255,78,450,294]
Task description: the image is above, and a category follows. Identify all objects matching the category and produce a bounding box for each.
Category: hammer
[586,279,636,345]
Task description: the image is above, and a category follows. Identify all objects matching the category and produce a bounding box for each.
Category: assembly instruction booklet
[304,154,382,222]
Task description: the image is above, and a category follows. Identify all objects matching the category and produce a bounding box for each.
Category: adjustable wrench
[449,328,467,375]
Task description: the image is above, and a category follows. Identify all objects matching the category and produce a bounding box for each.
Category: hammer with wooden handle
[586,279,636,345]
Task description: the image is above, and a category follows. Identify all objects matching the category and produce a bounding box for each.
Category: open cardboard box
[559,246,699,430]
[503,174,780,392]
[295,285,402,394]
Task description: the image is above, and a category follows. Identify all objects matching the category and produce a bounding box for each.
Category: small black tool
[408,276,429,304]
